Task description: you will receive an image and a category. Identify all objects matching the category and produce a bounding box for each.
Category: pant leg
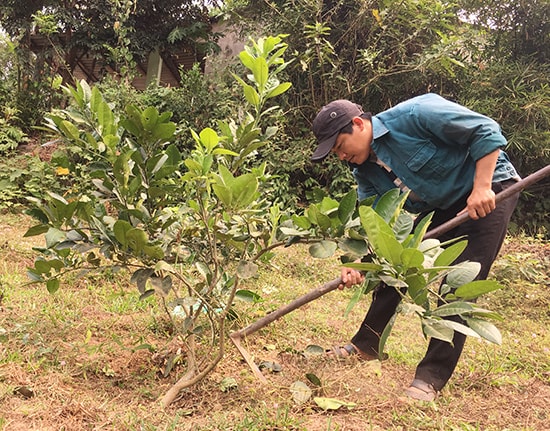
[351,283,402,357]
[414,180,519,391]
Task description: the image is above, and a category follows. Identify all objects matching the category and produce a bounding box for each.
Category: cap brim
[311,134,337,161]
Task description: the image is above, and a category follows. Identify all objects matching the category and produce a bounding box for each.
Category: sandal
[404,379,438,401]
[326,343,379,361]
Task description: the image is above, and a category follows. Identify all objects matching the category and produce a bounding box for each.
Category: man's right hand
[338,268,365,290]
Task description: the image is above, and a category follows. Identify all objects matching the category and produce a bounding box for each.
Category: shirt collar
[372,116,389,139]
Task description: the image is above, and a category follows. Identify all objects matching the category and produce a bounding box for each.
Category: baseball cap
[311,99,363,161]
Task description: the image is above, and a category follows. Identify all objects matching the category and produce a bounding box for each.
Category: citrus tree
[286,188,505,357]
[24,34,296,406]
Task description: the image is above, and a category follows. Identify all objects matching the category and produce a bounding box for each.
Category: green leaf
[309,240,337,258]
[464,317,502,344]
[27,269,44,282]
[232,173,259,208]
[393,213,414,241]
[24,224,50,237]
[343,262,384,272]
[454,280,502,300]
[446,261,481,288]
[378,311,397,357]
[401,248,424,270]
[308,205,332,231]
[131,268,154,294]
[374,188,403,223]
[139,289,155,301]
[126,228,148,254]
[422,319,454,343]
[338,238,369,257]
[238,50,255,71]
[152,122,176,142]
[235,289,262,302]
[436,319,480,338]
[252,56,269,90]
[338,189,357,224]
[406,274,428,305]
[407,212,433,248]
[379,274,408,288]
[45,228,66,248]
[359,206,397,260]
[60,120,81,141]
[292,215,312,230]
[113,220,132,247]
[199,128,220,152]
[46,278,60,294]
[431,301,474,317]
[212,183,232,207]
[314,397,357,411]
[266,82,292,99]
[434,240,468,267]
[143,245,164,260]
[34,260,52,274]
[376,232,403,265]
[305,373,322,386]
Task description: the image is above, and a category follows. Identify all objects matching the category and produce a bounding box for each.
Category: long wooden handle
[230,164,550,340]
[231,277,342,339]
[424,164,550,239]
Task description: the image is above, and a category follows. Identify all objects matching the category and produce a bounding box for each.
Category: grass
[0,213,549,430]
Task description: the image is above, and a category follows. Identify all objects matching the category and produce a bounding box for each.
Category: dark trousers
[351,180,519,391]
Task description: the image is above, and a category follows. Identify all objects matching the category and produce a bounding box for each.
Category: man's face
[331,117,372,165]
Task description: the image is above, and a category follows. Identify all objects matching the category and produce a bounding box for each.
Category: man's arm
[458,149,500,220]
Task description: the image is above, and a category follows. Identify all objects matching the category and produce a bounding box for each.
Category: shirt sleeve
[410,94,507,162]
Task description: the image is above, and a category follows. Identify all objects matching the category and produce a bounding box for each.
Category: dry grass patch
[1,214,549,430]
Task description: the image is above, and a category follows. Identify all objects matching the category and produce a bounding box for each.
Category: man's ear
[352,116,364,129]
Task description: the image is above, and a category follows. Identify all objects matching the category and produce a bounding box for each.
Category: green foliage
[0,0,219,132]
[0,107,28,154]
[0,154,62,211]
[24,35,293,400]
[283,188,505,355]
[459,60,550,237]
[458,0,550,63]
[223,0,549,235]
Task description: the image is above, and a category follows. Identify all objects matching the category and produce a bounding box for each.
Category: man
[311,93,520,401]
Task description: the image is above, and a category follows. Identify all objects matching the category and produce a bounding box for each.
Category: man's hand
[338,268,365,290]
[457,149,499,220]
[458,187,496,220]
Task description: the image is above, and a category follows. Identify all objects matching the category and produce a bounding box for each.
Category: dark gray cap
[311,99,363,161]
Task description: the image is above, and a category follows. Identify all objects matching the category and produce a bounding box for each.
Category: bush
[0,153,63,210]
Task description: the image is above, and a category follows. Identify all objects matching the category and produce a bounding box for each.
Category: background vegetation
[0,0,548,234]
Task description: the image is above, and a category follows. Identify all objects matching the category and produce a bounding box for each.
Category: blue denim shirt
[352,94,520,213]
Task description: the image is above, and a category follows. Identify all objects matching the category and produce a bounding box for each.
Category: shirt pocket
[405,140,446,176]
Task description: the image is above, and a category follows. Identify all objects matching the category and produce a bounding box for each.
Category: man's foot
[404,379,438,401]
[326,343,380,361]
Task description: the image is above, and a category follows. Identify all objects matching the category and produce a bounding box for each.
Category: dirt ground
[0,217,549,430]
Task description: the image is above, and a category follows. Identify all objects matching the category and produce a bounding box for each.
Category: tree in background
[0,0,220,129]
[222,0,549,235]
[455,0,550,234]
